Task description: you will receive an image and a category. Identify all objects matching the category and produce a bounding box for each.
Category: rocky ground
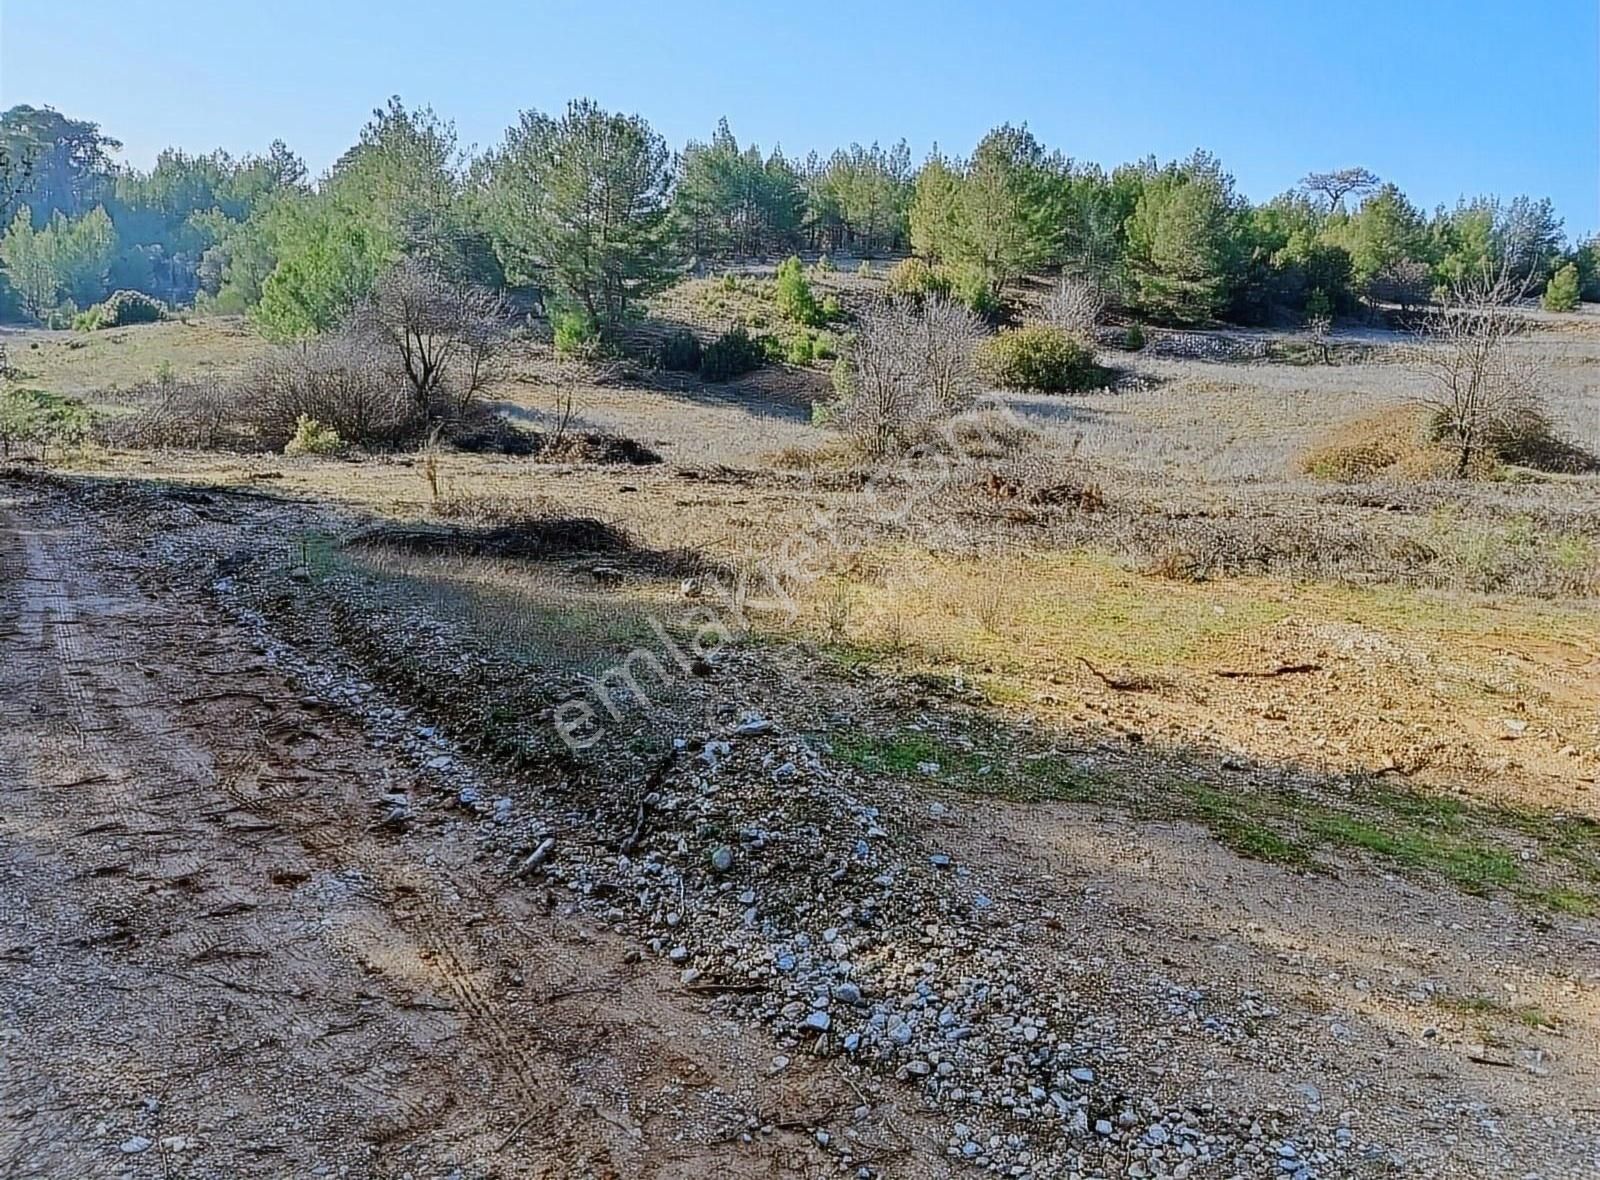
[2,471,1597,1179]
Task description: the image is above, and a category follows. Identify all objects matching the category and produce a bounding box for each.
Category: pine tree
[1543,262,1581,312]
[480,99,676,333]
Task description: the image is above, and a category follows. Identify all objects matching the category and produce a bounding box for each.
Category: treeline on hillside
[0,98,1595,338]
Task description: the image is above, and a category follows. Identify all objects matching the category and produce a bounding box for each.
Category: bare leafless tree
[839,296,985,456]
[1300,167,1379,211]
[838,303,919,458]
[1412,265,1546,477]
[1042,274,1105,337]
[356,258,511,418]
[913,296,987,416]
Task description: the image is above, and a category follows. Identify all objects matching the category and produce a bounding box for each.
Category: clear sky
[3,0,1596,234]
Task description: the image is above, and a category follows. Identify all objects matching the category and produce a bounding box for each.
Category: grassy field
[12,282,1600,912]
[1,317,267,407]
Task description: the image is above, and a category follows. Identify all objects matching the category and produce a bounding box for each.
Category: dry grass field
[3,276,1598,1178]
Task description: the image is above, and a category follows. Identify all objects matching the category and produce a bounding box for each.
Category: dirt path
[0,503,850,1178]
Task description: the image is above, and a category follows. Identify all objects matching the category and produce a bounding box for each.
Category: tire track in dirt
[0,490,844,1179]
[211,716,567,1135]
[2,506,579,1172]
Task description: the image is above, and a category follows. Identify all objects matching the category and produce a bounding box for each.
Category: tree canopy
[477,98,677,331]
[0,98,1586,329]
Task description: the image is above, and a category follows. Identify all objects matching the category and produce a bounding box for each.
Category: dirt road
[0,496,850,1178]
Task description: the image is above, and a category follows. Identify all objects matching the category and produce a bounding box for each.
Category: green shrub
[887,257,952,301]
[699,326,766,382]
[1544,263,1581,312]
[0,387,90,456]
[1474,403,1598,474]
[104,289,165,327]
[830,355,855,402]
[657,328,703,372]
[978,326,1098,392]
[889,258,999,316]
[948,266,999,317]
[775,256,823,326]
[75,290,167,331]
[787,333,817,365]
[820,295,841,322]
[1124,322,1146,351]
[553,309,598,356]
[283,414,343,457]
[813,254,836,274]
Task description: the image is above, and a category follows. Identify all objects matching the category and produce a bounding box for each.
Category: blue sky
[3,0,1596,234]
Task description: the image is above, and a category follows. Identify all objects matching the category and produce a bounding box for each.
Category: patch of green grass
[1436,995,1560,1030]
[1182,783,1316,868]
[833,731,969,776]
[1436,995,1504,1018]
[1012,757,1113,804]
[831,721,1600,911]
[1300,810,1520,895]
[815,640,886,671]
[1526,887,1597,916]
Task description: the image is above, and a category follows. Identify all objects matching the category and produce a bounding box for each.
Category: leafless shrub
[950,453,1105,521]
[836,296,985,456]
[242,334,424,451]
[819,582,855,642]
[1411,266,1557,477]
[352,257,511,418]
[351,514,634,561]
[1306,313,1333,365]
[93,379,251,451]
[430,490,554,525]
[971,567,1012,633]
[420,428,445,504]
[1042,275,1105,336]
[1142,543,1218,582]
[944,408,1040,459]
[917,296,988,416]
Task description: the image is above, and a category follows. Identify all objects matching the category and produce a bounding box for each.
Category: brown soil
[1,479,1596,1179]
[0,501,881,1178]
